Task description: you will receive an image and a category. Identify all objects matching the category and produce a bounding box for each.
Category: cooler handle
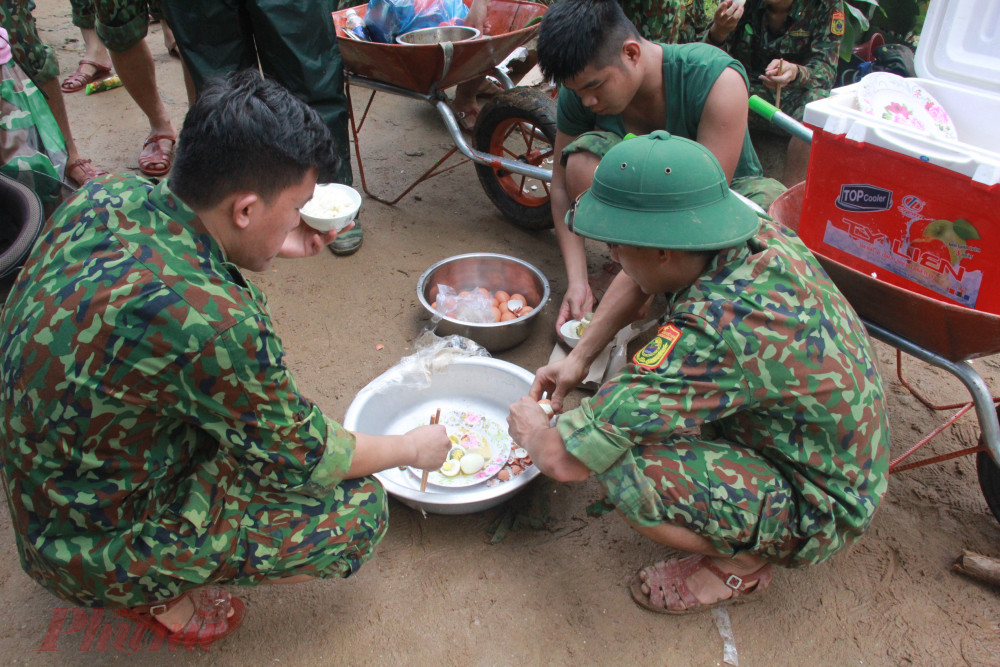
[863,125,978,172]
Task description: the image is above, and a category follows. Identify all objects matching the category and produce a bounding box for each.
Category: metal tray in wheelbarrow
[332,0,547,95]
[770,183,1000,362]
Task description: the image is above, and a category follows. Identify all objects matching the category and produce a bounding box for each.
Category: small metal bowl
[417,253,550,352]
[343,357,540,515]
[395,25,481,45]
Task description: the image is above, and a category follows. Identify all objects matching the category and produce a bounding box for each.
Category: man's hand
[507,397,590,482]
[529,355,589,413]
[709,0,744,43]
[279,220,355,259]
[555,281,595,332]
[760,59,799,89]
[405,424,451,470]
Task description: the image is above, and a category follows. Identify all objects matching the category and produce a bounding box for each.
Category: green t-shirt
[557,42,764,179]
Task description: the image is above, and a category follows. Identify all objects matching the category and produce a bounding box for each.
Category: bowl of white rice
[300,183,362,233]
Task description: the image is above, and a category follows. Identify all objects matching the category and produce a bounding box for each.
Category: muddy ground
[1,2,998,665]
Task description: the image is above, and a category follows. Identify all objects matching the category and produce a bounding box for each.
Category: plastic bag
[364,0,470,43]
[432,284,494,323]
[0,31,69,207]
[379,331,490,390]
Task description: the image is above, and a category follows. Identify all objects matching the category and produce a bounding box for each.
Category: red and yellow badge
[831,10,846,36]
[633,324,682,370]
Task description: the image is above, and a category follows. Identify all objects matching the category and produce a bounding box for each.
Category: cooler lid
[915,0,1000,95]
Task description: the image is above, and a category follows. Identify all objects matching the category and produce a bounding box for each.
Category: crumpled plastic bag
[432,284,494,323]
[364,0,470,43]
[380,330,489,390]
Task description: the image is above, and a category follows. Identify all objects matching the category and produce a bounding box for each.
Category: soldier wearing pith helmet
[508,131,889,614]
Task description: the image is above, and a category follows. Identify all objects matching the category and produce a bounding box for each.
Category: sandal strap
[78,59,111,73]
[700,557,773,594]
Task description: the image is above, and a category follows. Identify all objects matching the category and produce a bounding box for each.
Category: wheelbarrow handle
[748,95,814,145]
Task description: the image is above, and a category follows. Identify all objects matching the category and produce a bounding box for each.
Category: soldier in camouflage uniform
[698,0,846,184]
[0,70,450,648]
[508,132,889,614]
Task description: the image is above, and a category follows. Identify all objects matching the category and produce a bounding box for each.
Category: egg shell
[519,306,533,317]
[500,312,516,322]
[494,290,510,302]
[509,293,527,306]
[473,287,491,297]
[491,306,502,322]
[538,399,554,416]
[460,452,486,474]
[506,298,524,313]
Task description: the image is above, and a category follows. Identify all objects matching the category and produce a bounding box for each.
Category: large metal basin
[342,356,540,514]
[417,253,550,352]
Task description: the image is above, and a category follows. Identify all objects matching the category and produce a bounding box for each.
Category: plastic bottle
[84,75,123,95]
[344,9,368,40]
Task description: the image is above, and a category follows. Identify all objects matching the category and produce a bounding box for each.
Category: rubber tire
[976,406,1000,524]
[0,172,44,279]
[473,86,557,231]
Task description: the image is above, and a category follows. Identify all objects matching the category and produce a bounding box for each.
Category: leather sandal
[138,133,176,177]
[66,158,110,188]
[629,554,773,615]
[60,60,112,94]
[118,587,246,649]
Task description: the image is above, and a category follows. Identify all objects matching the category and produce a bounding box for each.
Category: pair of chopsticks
[419,408,442,492]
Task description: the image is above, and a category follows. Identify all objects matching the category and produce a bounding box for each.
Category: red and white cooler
[798,0,1000,314]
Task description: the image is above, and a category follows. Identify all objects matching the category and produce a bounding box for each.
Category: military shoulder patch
[633,324,682,370]
[831,11,845,36]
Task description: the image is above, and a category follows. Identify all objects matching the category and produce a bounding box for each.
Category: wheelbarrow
[331,1,556,230]
[752,96,1000,523]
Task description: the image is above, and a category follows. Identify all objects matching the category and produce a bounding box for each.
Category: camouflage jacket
[0,176,355,603]
[704,0,844,94]
[556,218,890,564]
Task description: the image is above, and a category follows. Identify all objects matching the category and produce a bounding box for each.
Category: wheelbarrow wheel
[976,407,1000,524]
[473,86,556,231]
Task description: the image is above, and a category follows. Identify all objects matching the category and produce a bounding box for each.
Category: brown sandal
[629,554,773,615]
[118,587,246,649]
[138,133,176,177]
[60,60,112,94]
[66,158,110,188]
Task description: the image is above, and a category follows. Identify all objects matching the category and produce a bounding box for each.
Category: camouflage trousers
[72,0,163,32]
[0,0,58,83]
[90,0,163,52]
[563,130,786,213]
[24,476,387,608]
[597,433,852,568]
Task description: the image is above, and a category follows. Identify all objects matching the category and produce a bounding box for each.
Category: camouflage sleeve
[556,317,750,473]
[193,313,355,498]
[792,0,843,91]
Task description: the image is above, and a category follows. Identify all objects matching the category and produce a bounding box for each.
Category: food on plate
[440,459,462,477]
[459,452,486,475]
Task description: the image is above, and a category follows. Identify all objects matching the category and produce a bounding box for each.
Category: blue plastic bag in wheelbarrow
[363,0,470,43]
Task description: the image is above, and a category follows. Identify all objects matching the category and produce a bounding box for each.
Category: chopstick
[419,408,442,492]
[775,59,784,111]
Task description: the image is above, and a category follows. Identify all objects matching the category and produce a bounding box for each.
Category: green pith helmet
[567,131,760,249]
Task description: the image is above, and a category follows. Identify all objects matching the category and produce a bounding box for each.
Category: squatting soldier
[0,71,449,648]
[507,132,890,614]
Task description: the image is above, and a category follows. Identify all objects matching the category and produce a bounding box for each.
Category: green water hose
[748,95,814,144]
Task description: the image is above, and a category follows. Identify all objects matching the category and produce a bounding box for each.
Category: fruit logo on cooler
[835,184,893,212]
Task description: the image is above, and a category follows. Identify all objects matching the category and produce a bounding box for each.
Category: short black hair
[537,0,641,84]
[170,70,339,209]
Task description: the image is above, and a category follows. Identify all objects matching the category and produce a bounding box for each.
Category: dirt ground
[1,2,999,664]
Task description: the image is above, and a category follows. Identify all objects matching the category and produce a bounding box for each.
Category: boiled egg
[459,452,486,475]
